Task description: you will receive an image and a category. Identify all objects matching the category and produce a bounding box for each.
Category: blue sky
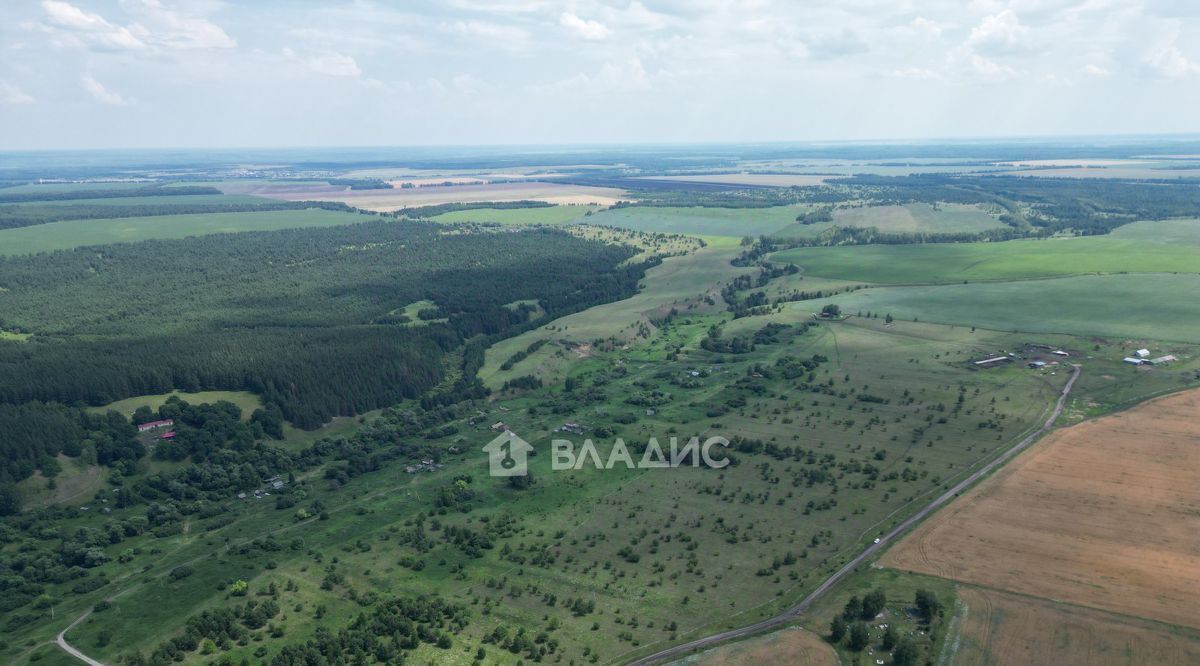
[2,0,1199,149]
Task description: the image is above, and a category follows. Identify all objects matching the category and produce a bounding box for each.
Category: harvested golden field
[230,181,627,211]
[678,627,838,666]
[882,388,1200,629]
[950,586,1200,666]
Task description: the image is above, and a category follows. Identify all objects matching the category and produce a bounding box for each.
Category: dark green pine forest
[0,221,649,490]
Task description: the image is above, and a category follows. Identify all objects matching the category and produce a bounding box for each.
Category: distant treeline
[0,200,362,231]
[395,200,554,219]
[0,185,221,204]
[327,178,393,190]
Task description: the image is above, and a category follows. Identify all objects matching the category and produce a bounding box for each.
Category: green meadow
[772,219,1200,283]
[803,273,1200,343]
[0,207,374,255]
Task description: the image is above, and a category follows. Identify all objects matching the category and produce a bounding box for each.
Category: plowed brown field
[684,626,838,666]
[951,586,1200,666]
[882,388,1200,629]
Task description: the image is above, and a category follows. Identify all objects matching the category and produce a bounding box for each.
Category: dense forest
[0,185,221,204]
[0,222,648,486]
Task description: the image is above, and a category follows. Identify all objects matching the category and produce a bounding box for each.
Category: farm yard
[881,388,1200,630]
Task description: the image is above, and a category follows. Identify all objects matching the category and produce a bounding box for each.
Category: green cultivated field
[772,219,1200,283]
[584,205,809,238]
[804,273,1200,343]
[0,207,374,255]
[431,204,600,225]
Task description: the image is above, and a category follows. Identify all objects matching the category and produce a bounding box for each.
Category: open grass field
[676,626,837,666]
[429,204,600,225]
[91,390,264,419]
[881,388,1200,630]
[227,180,627,211]
[949,586,1200,666]
[802,273,1200,343]
[583,205,808,239]
[771,218,1200,283]
[15,454,106,510]
[0,207,374,255]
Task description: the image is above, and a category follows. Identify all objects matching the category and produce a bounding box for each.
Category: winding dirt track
[627,364,1081,666]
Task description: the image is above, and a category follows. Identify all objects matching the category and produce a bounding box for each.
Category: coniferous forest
[0,221,646,488]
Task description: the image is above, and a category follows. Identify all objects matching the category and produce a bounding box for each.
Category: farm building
[1028,361,1047,369]
[974,356,1011,367]
[158,431,176,440]
[1052,350,1069,357]
[1135,349,1150,358]
[1150,355,1177,365]
[137,419,174,432]
[491,422,509,432]
[1123,357,1147,365]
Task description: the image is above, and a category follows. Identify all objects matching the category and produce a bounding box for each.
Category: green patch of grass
[802,273,1200,343]
[772,219,1200,283]
[0,329,31,341]
[90,390,264,419]
[0,208,375,256]
[431,204,600,225]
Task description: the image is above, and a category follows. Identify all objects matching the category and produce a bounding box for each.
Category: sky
[2,0,1200,150]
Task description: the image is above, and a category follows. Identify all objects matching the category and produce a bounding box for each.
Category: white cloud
[81,74,129,105]
[1144,26,1200,77]
[560,12,610,40]
[0,83,35,105]
[42,0,147,51]
[1082,63,1111,76]
[128,0,236,50]
[40,0,234,52]
[968,9,1030,54]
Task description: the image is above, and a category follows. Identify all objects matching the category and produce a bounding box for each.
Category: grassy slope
[771,219,1200,283]
[480,247,753,388]
[0,208,374,255]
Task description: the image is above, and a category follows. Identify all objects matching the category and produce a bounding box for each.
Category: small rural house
[137,419,174,432]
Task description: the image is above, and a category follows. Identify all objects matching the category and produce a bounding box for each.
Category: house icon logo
[483,430,534,477]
